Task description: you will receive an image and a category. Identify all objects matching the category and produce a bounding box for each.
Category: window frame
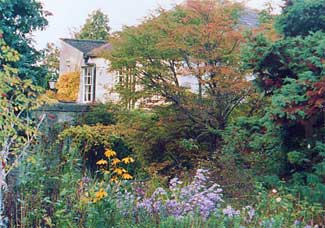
[82,65,96,103]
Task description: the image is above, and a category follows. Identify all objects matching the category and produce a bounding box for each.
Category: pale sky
[33,0,282,49]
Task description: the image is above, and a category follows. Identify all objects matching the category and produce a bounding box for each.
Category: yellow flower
[111,158,121,166]
[96,159,108,166]
[110,175,118,183]
[104,149,116,158]
[122,173,133,180]
[94,188,107,201]
[121,156,135,164]
[113,168,126,175]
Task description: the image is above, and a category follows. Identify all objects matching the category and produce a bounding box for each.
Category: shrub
[58,124,136,175]
[83,103,117,125]
[55,71,80,102]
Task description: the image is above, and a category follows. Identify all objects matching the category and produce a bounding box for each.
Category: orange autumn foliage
[56,71,80,102]
[107,0,253,134]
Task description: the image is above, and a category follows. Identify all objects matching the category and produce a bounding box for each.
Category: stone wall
[32,102,90,128]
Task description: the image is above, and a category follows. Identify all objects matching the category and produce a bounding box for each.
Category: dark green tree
[239,0,325,202]
[0,0,49,86]
[75,9,110,41]
[276,0,325,37]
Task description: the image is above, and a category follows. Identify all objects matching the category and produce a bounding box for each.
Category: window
[83,66,95,102]
[66,59,71,70]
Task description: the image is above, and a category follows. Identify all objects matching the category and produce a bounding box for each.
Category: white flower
[272,189,277,194]
[275,197,281,202]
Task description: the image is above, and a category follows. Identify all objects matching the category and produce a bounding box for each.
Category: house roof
[61,38,108,57]
[89,43,113,57]
[240,9,260,28]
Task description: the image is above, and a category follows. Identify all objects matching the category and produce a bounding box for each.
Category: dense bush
[241,9,325,203]
[83,103,117,126]
[114,106,212,176]
[55,71,80,102]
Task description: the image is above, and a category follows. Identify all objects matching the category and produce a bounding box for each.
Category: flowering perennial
[137,169,223,219]
[91,149,135,203]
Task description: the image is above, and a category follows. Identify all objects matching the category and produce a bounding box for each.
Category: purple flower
[222,205,240,218]
[81,176,91,183]
[152,187,167,198]
[136,169,224,219]
[243,206,255,221]
[165,199,182,217]
[293,220,301,226]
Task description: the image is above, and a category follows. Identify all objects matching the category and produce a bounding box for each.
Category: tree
[0,32,45,227]
[242,0,325,202]
[106,0,252,149]
[41,42,60,88]
[276,0,325,37]
[0,0,49,86]
[75,10,110,41]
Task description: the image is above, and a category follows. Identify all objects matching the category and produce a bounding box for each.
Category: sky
[33,0,282,49]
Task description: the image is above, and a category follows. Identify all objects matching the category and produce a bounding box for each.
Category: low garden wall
[32,102,90,127]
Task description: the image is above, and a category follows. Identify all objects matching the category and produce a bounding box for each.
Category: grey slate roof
[61,38,107,56]
[240,9,259,28]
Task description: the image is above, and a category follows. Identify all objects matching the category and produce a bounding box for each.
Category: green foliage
[241,0,325,204]
[222,115,284,178]
[41,43,60,88]
[0,35,44,177]
[287,151,305,165]
[0,0,49,86]
[252,184,323,227]
[83,103,117,126]
[59,124,135,174]
[17,122,135,227]
[276,0,325,37]
[114,106,210,175]
[17,124,72,227]
[75,9,110,41]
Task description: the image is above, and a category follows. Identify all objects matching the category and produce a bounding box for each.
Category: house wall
[59,41,84,74]
[59,41,85,103]
[85,57,120,103]
[178,75,199,93]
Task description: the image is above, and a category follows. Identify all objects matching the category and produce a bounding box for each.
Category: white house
[58,9,258,105]
[59,38,199,105]
[59,38,120,104]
